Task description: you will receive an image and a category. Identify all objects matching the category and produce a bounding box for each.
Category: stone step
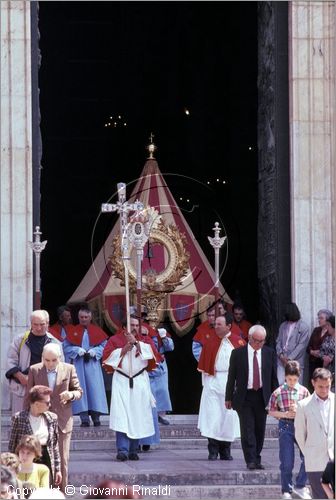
[0,410,292,499]
[64,446,309,500]
[1,422,279,440]
[1,437,279,452]
[68,449,282,485]
[1,413,199,426]
[70,484,282,500]
[142,485,282,499]
[1,413,279,426]
[66,447,295,494]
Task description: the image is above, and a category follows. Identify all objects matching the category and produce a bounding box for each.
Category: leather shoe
[246,462,256,470]
[208,453,218,460]
[220,453,233,460]
[93,421,101,427]
[80,422,90,427]
[116,453,128,461]
[255,463,265,470]
[142,445,150,451]
[158,416,170,425]
[129,453,139,460]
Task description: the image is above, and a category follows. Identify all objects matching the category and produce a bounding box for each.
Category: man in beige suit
[24,343,83,492]
[295,368,334,499]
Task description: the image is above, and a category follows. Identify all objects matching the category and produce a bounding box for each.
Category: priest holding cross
[103,315,161,461]
[101,179,161,461]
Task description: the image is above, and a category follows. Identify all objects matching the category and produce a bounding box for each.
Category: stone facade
[258,1,335,338]
[257,2,292,341]
[0,1,335,411]
[1,1,33,409]
[288,1,336,327]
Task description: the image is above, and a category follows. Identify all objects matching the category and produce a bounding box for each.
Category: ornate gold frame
[109,220,190,326]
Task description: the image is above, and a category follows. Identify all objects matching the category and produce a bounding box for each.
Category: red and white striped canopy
[68,158,232,334]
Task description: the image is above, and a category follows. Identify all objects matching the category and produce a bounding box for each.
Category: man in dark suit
[225,324,278,470]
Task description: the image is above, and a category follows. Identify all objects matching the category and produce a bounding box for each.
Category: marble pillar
[289,1,335,329]
[1,1,33,410]
[257,2,291,341]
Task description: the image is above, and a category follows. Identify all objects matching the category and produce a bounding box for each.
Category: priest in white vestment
[197,312,245,460]
[103,315,160,461]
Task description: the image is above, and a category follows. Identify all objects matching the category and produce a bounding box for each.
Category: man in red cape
[102,320,162,372]
[102,315,162,461]
[63,306,108,427]
[192,303,225,362]
[49,305,73,342]
[231,303,252,342]
[197,312,246,460]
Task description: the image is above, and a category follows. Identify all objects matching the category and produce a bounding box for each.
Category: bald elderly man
[6,310,63,414]
[25,343,82,492]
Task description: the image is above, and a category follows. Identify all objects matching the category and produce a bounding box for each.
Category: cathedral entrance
[37,2,269,413]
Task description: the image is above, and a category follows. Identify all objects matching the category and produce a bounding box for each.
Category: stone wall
[1,1,33,410]
[257,2,291,342]
[289,1,335,327]
[258,1,335,338]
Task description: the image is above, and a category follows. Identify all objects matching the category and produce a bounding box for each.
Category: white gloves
[158,328,167,338]
[88,349,96,358]
[77,348,86,356]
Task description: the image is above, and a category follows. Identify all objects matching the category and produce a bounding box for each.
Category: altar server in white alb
[139,323,174,450]
[103,315,161,462]
[197,312,246,460]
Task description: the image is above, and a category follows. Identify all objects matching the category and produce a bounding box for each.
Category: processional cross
[101,183,148,332]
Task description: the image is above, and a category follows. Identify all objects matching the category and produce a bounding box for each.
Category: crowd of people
[1,301,335,499]
[194,301,334,500]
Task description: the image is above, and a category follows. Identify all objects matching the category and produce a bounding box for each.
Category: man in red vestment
[63,307,108,427]
[102,320,161,370]
[192,308,216,362]
[192,302,227,362]
[198,312,246,460]
[102,315,162,461]
[49,305,72,342]
[231,303,252,342]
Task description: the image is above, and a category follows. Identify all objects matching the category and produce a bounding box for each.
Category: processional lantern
[208,222,226,316]
[28,226,47,309]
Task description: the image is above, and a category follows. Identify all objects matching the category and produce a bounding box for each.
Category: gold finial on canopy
[146,132,157,159]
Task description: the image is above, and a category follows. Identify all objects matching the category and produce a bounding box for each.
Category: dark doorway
[37,2,258,413]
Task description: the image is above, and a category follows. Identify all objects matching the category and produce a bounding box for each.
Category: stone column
[257,2,291,342]
[288,1,335,329]
[1,1,33,410]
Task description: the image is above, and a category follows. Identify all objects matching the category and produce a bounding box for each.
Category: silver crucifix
[101,183,145,332]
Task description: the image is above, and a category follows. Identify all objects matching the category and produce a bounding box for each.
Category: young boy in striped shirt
[267,360,311,500]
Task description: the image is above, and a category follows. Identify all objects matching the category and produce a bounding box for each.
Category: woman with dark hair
[8,385,61,487]
[16,435,50,488]
[319,315,335,390]
[276,303,310,384]
[306,309,333,391]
